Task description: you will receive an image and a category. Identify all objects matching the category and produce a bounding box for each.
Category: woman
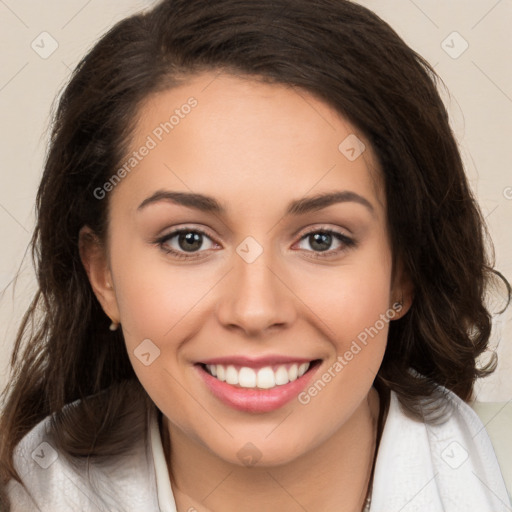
[0,0,510,510]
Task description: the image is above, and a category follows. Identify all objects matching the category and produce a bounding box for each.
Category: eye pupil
[310,232,332,252]
[179,232,202,252]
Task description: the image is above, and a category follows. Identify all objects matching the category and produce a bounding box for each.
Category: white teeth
[288,364,298,382]
[225,365,239,385]
[298,363,309,376]
[216,365,226,382]
[239,367,257,388]
[205,361,312,389]
[275,366,289,385]
[256,367,276,389]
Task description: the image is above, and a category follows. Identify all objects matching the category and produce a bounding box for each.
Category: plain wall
[0,0,511,401]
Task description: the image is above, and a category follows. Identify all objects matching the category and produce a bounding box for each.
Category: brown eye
[295,228,356,258]
[156,228,218,259]
[174,231,204,252]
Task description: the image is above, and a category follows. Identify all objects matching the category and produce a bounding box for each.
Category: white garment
[6,387,511,511]
[370,391,511,511]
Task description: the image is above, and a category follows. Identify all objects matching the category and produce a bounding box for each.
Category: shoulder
[6,411,95,511]
[6,394,161,512]
[370,387,511,511]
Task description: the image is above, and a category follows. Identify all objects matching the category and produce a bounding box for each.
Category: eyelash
[154,226,357,261]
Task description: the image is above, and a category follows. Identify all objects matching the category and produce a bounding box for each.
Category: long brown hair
[1,0,510,508]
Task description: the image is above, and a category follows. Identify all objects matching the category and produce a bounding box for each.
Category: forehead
[113,71,385,217]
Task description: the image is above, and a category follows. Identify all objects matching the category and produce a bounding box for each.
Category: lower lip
[196,362,320,413]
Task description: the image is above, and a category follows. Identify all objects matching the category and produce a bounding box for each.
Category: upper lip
[199,355,317,368]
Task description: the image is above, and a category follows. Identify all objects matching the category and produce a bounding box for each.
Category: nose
[215,246,297,337]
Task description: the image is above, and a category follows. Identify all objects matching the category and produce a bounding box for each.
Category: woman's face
[85,71,408,467]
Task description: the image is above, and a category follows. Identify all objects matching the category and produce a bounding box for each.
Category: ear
[78,225,120,325]
[390,258,414,320]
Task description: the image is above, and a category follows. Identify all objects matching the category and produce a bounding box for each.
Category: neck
[161,387,384,512]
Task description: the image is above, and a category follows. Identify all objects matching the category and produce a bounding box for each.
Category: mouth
[199,360,320,389]
[195,358,322,413]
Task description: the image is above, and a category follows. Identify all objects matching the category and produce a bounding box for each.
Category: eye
[294,227,356,258]
[155,228,218,260]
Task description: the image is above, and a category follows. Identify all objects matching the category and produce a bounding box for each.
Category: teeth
[256,367,275,389]
[225,365,239,385]
[239,367,257,388]
[288,364,298,382]
[205,362,311,389]
[216,365,226,382]
[274,366,289,385]
[298,362,309,376]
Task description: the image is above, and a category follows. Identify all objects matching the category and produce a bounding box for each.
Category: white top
[6,387,511,511]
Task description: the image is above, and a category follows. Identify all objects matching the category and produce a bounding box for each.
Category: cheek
[110,234,212,343]
[299,243,393,408]
[299,240,393,348]
[294,262,392,426]
[332,273,392,348]
[308,279,391,390]
[109,240,225,407]
[110,247,210,412]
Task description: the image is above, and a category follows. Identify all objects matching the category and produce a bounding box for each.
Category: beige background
[0,0,511,402]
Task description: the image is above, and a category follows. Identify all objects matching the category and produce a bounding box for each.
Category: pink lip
[199,355,313,369]
[196,361,320,413]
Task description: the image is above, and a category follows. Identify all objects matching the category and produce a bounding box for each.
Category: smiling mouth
[199,360,321,390]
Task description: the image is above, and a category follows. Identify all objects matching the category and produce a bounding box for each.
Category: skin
[80,71,412,512]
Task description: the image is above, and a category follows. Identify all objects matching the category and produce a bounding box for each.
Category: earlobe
[391,262,414,320]
[78,225,120,325]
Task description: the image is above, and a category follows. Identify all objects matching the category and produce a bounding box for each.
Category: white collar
[150,408,178,512]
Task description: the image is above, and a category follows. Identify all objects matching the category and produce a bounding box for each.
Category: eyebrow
[137,189,375,216]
